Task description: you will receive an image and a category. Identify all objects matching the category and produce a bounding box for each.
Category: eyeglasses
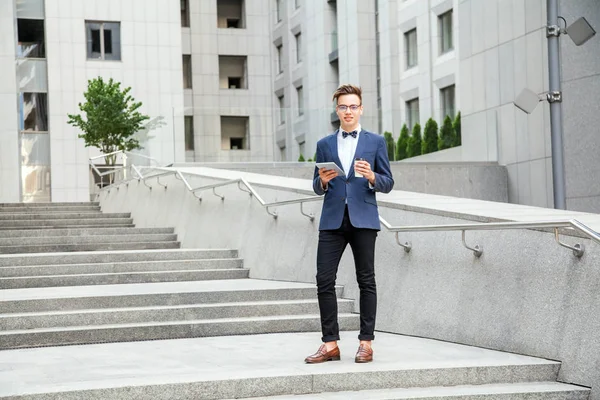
[336,104,362,112]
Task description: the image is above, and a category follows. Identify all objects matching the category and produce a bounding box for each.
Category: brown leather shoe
[304,344,340,364]
[355,345,373,363]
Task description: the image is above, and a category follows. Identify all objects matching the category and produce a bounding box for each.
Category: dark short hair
[332,84,362,104]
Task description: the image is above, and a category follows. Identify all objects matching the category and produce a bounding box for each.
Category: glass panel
[20,92,48,132]
[276,0,282,22]
[440,11,453,53]
[87,22,102,59]
[441,85,455,118]
[183,55,192,88]
[277,45,283,73]
[17,19,45,58]
[181,0,190,27]
[20,132,50,165]
[297,86,303,116]
[405,29,417,68]
[103,22,121,61]
[21,165,51,203]
[296,33,302,63]
[184,116,194,151]
[17,59,48,92]
[16,0,45,19]
[279,96,285,124]
[407,98,419,130]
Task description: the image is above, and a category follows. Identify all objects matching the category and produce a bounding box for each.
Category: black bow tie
[342,130,358,139]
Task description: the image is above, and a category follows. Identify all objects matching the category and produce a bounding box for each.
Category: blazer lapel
[328,130,343,172]
[349,130,368,179]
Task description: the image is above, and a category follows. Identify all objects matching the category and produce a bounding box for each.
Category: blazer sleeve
[313,143,326,195]
[372,136,395,193]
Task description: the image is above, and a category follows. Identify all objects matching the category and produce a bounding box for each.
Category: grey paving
[0,258,243,277]
[0,202,99,207]
[0,249,238,267]
[0,241,180,254]
[0,212,125,220]
[0,331,564,399]
[0,227,174,238]
[0,206,101,212]
[0,299,354,330]
[243,382,589,399]
[0,218,134,228]
[0,268,248,289]
[0,233,178,246]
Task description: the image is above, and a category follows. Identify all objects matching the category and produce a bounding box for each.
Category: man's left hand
[355,161,376,185]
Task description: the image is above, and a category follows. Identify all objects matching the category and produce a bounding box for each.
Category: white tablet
[315,162,345,177]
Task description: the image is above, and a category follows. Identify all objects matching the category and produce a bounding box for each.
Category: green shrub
[438,115,455,150]
[452,111,461,147]
[407,123,422,158]
[383,131,395,161]
[298,154,305,162]
[422,118,439,155]
[395,124,409,161]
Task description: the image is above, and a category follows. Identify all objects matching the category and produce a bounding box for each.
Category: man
[305,84,394,364]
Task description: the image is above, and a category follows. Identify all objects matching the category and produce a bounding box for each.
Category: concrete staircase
[0,202,590,399]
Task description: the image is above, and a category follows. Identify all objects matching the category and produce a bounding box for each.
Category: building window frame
[439,10,453,54]
[404,28,417,69]
[276,45,283,74]
[184,116,194,151]
[85,21,121,61]
[183,55,192,89]
[295,32,302,63]
[181,0,190,27]
[276,0,282,23]
[278,95,285,125]
[406,97,419,131]
[296,86,304,116]
[440,85,455,119]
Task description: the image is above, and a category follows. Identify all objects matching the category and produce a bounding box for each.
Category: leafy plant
[452,111,461,146]
[438,115,455,150]
[407,123,422,158]
[395,124,410,161]
[298,154,305,162]
[383,131,395,161]
[67,77,149,167]
[422,118,439,155]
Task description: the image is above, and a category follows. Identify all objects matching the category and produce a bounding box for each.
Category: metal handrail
[99,165,600,258]
[379,217,600,258]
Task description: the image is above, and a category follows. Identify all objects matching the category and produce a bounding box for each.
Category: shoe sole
[305,356,341,364]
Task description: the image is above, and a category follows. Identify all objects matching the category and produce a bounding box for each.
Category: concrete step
[0,218,134,228]
[0,202,99,207]
[0,258,241,277]
[0,279,323,313]
[0,268,249,289]
[0,241,181,254]
[0,249,238,267]
[0,226,174,238]
[0,332,569,399]
[0,205,101,213]
[0,212,128,220]
[0,314,360,349]
[0,233,177,247]
[0,299,354,330]
[245,382,589,399]
[0,223,135,230]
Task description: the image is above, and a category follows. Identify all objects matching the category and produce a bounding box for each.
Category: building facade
[1,0,599,212]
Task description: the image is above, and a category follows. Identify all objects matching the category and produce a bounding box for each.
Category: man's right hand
[319,168,339,187]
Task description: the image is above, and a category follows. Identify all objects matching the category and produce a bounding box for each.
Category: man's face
[336,94,363,128]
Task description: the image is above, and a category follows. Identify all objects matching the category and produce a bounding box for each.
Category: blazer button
[341,197,346,201]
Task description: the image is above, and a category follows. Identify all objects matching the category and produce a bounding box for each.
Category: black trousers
[316,206,378,342]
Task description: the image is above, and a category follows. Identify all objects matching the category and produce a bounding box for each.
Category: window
[17,19,45,58]
[278,95,285,124]
[217,0,245,28]
[295,32,302,63]
[440,85,455,118]
[221,116,249,150]
[183,55,192,89]
[181,0,190,27]
[276,45,283,73]
[295,0,301,9]
[184,116,194,151]
[296,86,304,116]
[20,93,48,132]
[439,10,453,54]
[219,56,247,89]
[276,0,282,22]
[86,21,121,60]
[406,98,419,131]
[405,28,417,69]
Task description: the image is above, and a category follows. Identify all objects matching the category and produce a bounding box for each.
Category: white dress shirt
[337,124,361,175]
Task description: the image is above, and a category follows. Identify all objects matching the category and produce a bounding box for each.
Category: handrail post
[554,228,585,257]
[395,232,412,253]
[462,230,483,258]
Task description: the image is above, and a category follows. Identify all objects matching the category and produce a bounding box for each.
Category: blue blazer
[313,130,394,231]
